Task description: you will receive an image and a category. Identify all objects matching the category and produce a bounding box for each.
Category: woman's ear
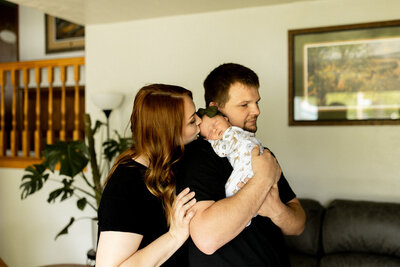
[209,102,218,107]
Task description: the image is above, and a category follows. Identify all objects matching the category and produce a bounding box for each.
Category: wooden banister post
[47,66,54,144]
[10,69,19,157]
[22,68,30,157]
[73,64,80,140]
[60,66,66,141]
[34,67,41,158]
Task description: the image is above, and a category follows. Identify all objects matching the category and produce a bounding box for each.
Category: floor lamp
[92,92,124,170]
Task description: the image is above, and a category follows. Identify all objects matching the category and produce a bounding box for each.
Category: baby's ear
[224,117,229,121]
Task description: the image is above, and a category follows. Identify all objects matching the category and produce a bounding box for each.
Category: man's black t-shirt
[176,138,295,266]
[98,160,188,266]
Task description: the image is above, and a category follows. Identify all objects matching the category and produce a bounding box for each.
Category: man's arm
[257,183,306,235]
[189,147,281,255]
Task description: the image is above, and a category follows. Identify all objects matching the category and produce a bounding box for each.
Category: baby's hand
[237,178,250,189]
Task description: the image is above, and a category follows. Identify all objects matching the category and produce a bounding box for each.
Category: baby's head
[197,106,231,140]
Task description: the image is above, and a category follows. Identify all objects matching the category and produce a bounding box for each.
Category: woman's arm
[96,188,196,267]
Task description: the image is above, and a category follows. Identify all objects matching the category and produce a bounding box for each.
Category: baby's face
[200,115,230,140]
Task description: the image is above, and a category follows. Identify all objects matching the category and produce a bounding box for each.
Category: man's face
[214,82,260,133]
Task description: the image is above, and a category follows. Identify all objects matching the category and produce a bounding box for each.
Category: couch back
[285,198,400,267]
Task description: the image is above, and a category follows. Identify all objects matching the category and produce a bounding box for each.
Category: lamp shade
[92,92,124,110]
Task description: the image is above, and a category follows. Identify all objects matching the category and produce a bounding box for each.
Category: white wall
[86,0,400,207]
[18,6,84,61]
[1,0,400,266]
[0,169,93,266]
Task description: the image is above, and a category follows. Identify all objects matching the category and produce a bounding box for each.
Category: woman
[96,84,202,266]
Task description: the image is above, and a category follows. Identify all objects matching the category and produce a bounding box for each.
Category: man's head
[204,63,260,132]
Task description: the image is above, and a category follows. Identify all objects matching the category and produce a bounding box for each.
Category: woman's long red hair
[106,84,192,224]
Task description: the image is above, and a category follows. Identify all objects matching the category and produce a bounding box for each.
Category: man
[176,63,306,266]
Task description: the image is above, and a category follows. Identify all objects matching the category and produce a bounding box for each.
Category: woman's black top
[97,159,188,266]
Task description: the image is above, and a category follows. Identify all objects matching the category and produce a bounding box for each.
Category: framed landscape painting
[45,14,84,53]
[288,20,400,126]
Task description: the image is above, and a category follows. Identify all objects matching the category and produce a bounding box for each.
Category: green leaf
[55,217,75,240]
[77,197,87,210]
[47,178,74,203]
[92,120,104,135]
[20,164,49,199]
[103,131,133,162]
[42,140,89,177]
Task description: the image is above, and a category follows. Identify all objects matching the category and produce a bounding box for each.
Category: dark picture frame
[288,20,400,126]
[45,14,84,54]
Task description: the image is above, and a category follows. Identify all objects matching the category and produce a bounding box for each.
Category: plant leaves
[20,164,49,199]
[103,131,133,162]
[77,197,87,210]
[47,178,74,203]
[92,120,104,135]
[42,140,89,177]
[55,217,75,240]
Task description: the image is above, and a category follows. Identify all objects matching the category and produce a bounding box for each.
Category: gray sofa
[284,198,400,267]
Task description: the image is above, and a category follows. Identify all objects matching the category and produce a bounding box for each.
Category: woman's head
[131,84,200,157]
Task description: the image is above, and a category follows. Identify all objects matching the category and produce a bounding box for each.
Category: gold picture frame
[288,20,400,126]
[45,14,84,54]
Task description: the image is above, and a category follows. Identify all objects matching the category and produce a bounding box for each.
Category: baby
[197,106,264,225]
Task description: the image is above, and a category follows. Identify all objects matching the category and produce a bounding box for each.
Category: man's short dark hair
[203,63,259,107]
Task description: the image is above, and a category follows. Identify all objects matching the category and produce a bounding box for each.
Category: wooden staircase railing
[0,57,85,168]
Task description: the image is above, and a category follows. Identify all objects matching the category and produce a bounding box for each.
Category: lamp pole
[103,109,112,171]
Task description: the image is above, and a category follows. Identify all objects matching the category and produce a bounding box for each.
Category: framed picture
[45,14,84,53]
[288,20,400,126]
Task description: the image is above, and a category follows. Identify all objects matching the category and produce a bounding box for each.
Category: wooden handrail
[0,57,85,69]
[0,57,85,168]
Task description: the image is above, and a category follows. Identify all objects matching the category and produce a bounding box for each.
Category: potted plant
[19,113,132,239]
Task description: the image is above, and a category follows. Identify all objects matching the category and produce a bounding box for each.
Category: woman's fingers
[183,209,196,224]
[173,188,196,223]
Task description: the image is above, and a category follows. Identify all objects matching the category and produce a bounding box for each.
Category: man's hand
[257,183,285,218]
[236,180,284,218]
[251,146,281,186]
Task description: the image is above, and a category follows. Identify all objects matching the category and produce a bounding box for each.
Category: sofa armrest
[285,198,324,256]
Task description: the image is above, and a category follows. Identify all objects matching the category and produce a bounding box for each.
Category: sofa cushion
[285,198,324,256]
[320,253,400,267]
[322,199,400,257]
[288,252,319,267]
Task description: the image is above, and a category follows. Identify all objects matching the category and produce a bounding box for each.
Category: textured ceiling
[7,0,317,25]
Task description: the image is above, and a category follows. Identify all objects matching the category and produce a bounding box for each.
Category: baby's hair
[196,106,225,118]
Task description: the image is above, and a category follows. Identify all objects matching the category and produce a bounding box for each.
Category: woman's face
[182,96,201,145]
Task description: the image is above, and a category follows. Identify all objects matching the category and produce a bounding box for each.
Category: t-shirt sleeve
[97,165,148,235]
[277,172,296,203]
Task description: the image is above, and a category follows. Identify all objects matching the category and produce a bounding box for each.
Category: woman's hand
[168,187,197,245]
